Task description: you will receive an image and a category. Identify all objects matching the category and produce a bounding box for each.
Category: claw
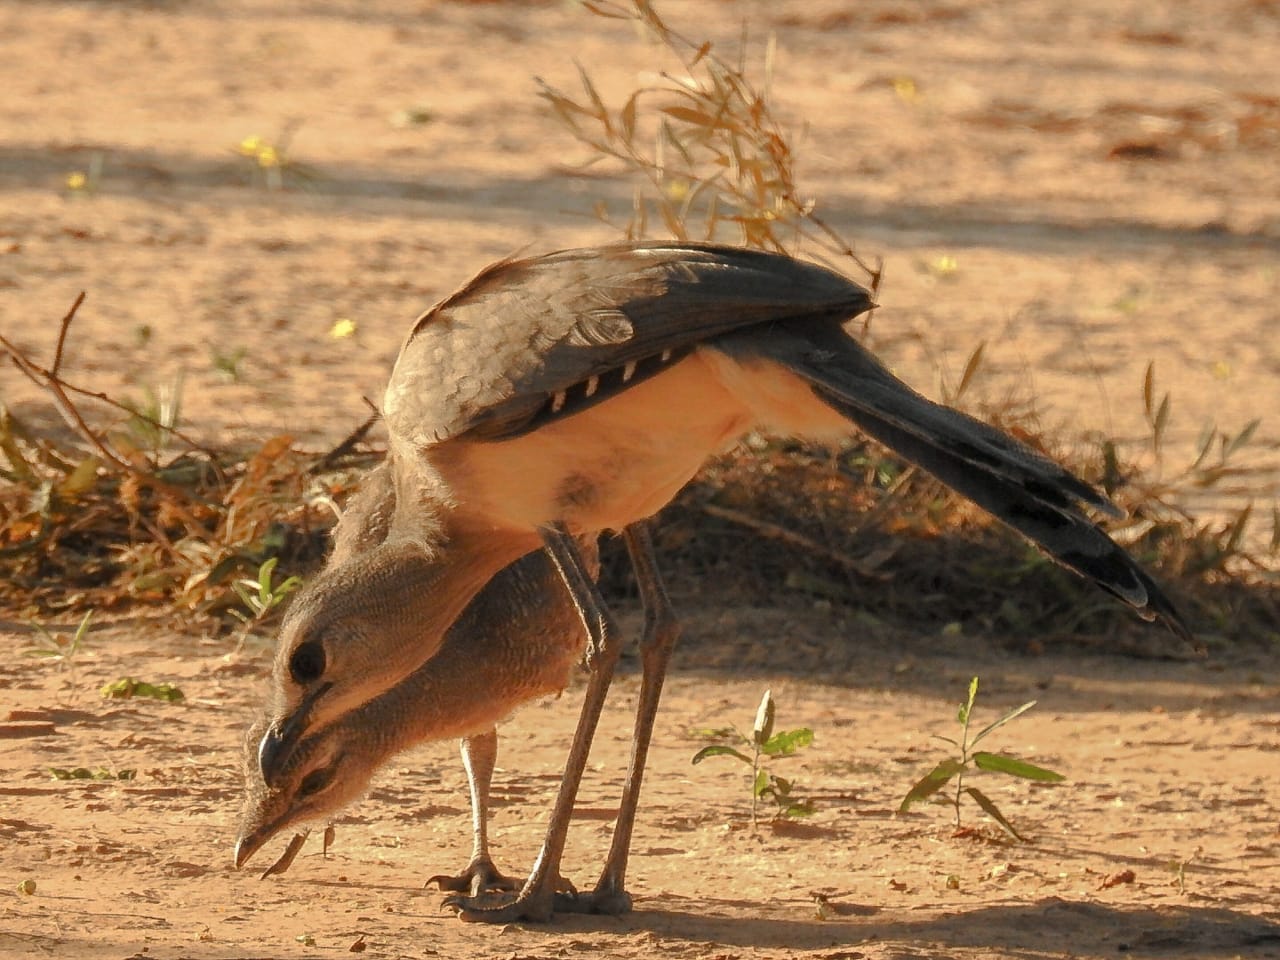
[426,857,521,897]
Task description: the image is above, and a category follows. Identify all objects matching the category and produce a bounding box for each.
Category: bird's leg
[558,521,678,915]
[426,729,520,896]
[447,524,617,923]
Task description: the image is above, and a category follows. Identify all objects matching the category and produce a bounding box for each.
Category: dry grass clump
[0,300,374,623]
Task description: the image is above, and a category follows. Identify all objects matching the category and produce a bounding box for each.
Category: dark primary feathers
[716,320,1192,644]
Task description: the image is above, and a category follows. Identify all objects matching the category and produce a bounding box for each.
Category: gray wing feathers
[383,243,872,445]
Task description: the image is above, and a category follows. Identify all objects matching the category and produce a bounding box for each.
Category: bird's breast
[433,350,756,534]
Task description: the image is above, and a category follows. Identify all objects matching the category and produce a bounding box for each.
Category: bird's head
[255,541,450,787]
[234,712,385,870]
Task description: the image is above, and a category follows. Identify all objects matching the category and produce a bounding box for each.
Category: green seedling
[230,557,302,645]
[211,345,248,383]
[26,610,93,672]
[900,676,1064,840]
[232,123,317,191]
[692,688,815,826]
[122,374,185,458]
[101,677,184,702]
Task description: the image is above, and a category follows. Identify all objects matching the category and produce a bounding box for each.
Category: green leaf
[963,786,1026,841]
[761,727,813,756]
[899,758,965,812]
[753,689,775,747]
[753,768,770,798]
[58,456,101,498]
[1153,393,1171,452]
[783,800,816,818]
[691,745,752,766]
[969,700,1038,748]
[257,557,278,603]
[972,751,1065,782]
[1224,418,1261,459]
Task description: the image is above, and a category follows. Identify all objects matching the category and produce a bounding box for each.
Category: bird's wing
[382,242,873,446]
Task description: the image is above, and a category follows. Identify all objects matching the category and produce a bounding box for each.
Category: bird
[254,240,1193,922]
[236,461,595,898]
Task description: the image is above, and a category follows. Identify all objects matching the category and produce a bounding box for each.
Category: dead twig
[1,298,216,535]
[310,399,382,474]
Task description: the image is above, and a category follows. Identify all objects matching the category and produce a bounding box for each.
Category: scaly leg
[558,521,679,915]
[448,525,618,923]
[426,729,521,896]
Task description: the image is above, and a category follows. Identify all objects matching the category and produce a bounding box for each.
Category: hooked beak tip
[233,834,257,869]
[259,681,334,784]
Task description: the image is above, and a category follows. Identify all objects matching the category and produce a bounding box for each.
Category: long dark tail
[718,320,1195,647]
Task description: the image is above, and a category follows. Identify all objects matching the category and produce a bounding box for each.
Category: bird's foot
[443,873,577,924]
[554,878,633,916]
[425,855,520,897]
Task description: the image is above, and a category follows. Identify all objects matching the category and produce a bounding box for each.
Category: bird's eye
[298,766,334,798]
[289,640,326,685]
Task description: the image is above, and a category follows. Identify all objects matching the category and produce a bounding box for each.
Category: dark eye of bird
[289,640,326,685]
[298,766,334,798]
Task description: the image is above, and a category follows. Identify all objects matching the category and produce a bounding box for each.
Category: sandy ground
[3,615,1280,960]
[2,0,1280,958]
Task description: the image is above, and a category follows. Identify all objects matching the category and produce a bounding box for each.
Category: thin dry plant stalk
[541,0,880,295]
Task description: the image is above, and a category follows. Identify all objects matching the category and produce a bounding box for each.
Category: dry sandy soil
[2,1,1279,958]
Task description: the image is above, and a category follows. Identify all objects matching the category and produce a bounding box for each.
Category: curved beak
[258,681,332,786]
[233,827,268,870]
[235,822,309,875]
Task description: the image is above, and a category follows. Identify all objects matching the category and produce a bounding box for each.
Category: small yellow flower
[893,76,921,104]
[237,135,263,157]
[65,171,87,191]
[329,318,357,339]
[256,145,280,168]
[663,179,690,202]
[932,255,958,276]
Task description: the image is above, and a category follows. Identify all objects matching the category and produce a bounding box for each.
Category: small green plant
[211,346,248,383]
[63,152,104,198]
[230,557,302,643]
[123,373,185,457]
[232,123,317,191]
[692,688,815,826]
[27,610,92,663]
[26,610,94,693]
[899,677,1064,840]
